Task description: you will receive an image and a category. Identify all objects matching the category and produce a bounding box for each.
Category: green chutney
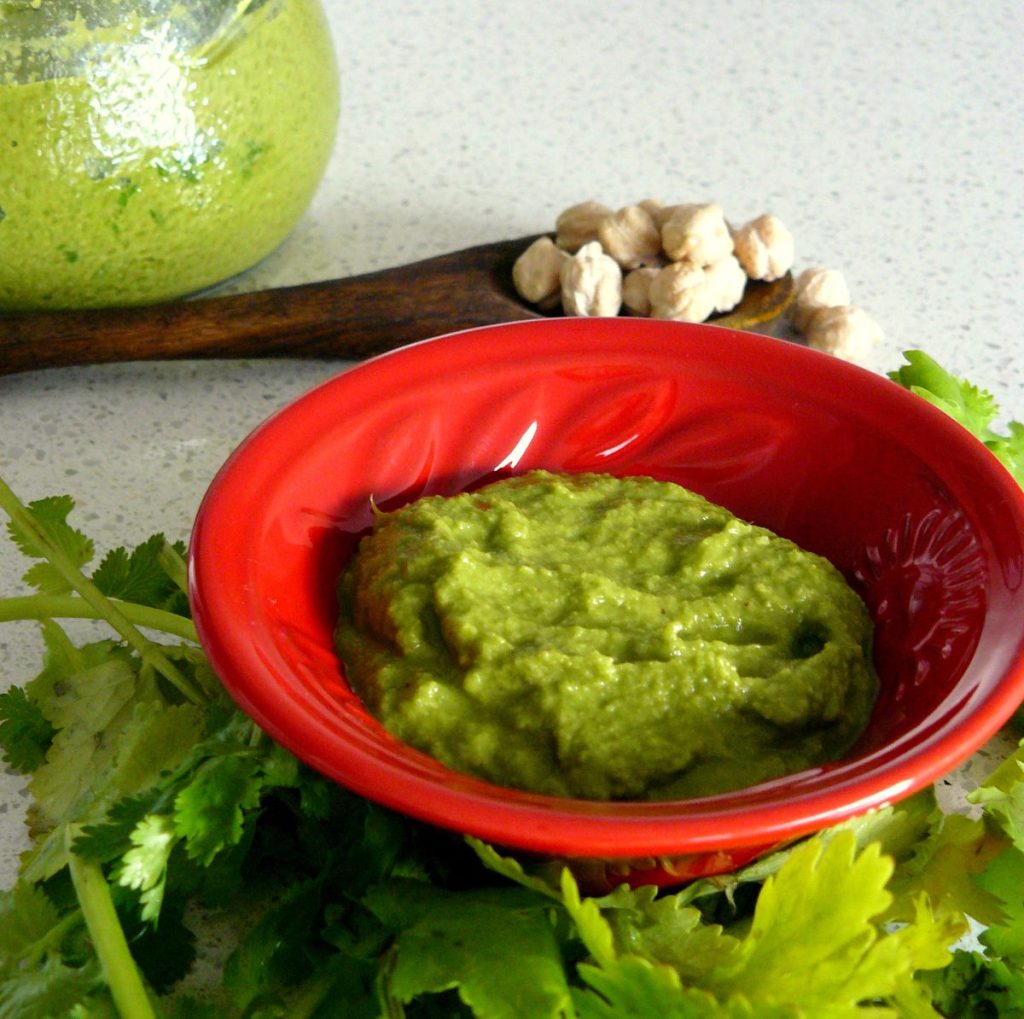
[336,471,877,801]
[0,0,338,309]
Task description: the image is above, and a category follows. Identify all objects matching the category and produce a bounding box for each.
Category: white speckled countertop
[1,0,1022,886]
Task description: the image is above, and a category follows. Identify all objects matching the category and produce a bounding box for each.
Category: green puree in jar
[0,0,338,309]
[335,471,878,801]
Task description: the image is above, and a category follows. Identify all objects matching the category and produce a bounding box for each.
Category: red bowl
[189,318,1024,886]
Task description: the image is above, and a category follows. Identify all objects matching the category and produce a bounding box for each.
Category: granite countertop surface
[1,0,1022,885]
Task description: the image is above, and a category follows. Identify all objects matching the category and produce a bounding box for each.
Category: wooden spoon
[0,235,794,376]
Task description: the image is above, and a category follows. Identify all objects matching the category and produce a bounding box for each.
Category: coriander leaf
[975,846,1024,965]
[173,753,263,866]
[23,670,199,883]
[560,868,617,966]
[0,684,55,772]
[26,621,130,718]
[73,794,153,864]
[991,419,1024,491]
[468,837,562,900]
[92,534,186,612]
[704,832,961,1016]
[106,702,206,801]
[69,998,120,1019]
[891,350,1024,487]
[382,890,574,1019]
[1,484,203,704]
[6,495,95,594]
[679,789,940,911]
[0,955,104,1018]
[573,958,793,1019]
[28,657,139,834]
[259,740,302,790]
[117,813,179,922]
[889,351,999,440]
[305,955,383,1019]
[223,875,329,1012]
[887,812,1006,926]
[879,893,968,978]
[919,950,1024,1019]
[703,833,890,1009]
[596,883,741,985]
[0,881,62,961]
[969,738,1024,852]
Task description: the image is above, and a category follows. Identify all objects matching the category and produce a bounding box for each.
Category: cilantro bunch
[0,352,1022,1018]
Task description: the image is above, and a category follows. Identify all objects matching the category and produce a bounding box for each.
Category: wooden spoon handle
[0,236,540,376]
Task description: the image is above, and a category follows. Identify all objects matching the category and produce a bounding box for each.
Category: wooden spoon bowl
[0,235,794,375]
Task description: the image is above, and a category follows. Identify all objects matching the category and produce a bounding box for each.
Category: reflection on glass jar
[0,0,340,309]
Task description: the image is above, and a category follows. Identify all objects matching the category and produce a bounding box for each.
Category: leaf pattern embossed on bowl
[855,498,985,708]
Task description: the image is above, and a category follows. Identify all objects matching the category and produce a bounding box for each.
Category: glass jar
[0,0,339,309]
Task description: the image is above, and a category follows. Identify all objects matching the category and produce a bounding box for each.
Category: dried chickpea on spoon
[511,198,884,363]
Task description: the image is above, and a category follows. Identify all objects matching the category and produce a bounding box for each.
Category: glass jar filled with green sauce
[0,0,339,309]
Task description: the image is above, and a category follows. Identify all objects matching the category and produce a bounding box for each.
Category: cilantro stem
[157,539,189,596]
[20,908,84,968]
[66,832,158,1019]
[0,594,199,642]
[0,477,203,704]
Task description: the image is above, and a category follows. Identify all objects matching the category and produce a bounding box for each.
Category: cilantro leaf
[919,950,1024,1019]
[117,814,179,922]
[703,833,896,1011]
[574,958,792,1019]
[699,833,963,1016]
[975,846,1024,965]
[24,668,204,884]
[0,881,63,960]
[375,882,574,1019]
[223,875,330,1012]
[73,795,153,864]
[173,753,263,866]
[969,738,1024,852]
[891,350,1024,487]
[890,351,1000,438]
[677,789,940,914]
[92,534,189,614]
[596,883,741,984]
[0,685,55,772]
[6,495,95,594]
[28,657,140,836]
[25,621,131,719]
[0,955,105,1018]
[888,812,1007,927]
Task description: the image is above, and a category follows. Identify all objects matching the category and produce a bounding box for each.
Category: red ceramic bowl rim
[189,319,1024,858]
